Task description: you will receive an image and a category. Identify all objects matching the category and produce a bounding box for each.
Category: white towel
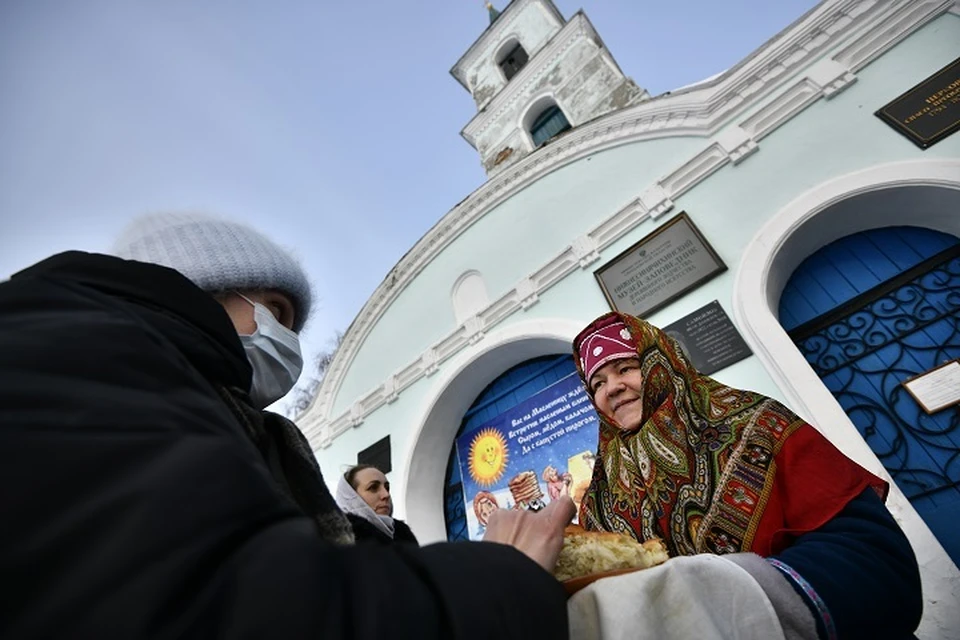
[568,554,786,640]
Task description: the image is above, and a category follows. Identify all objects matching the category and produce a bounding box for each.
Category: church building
[300,1,960,633]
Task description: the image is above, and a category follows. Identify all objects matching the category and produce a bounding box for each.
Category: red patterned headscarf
[573,311,886,558]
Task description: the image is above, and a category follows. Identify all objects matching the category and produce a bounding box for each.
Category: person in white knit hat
[0,211,575,640]
[112,212,311,409]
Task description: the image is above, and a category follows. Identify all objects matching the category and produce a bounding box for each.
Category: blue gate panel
[783,227,960,566]
[779,226,959,331]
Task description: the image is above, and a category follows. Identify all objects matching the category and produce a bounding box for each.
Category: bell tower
[451,0,648,176]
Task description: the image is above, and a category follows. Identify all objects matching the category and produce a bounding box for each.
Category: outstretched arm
[770,487,922,639]
[0,271,570,640]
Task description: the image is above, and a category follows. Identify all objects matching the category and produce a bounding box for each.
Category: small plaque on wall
[662,300,752,376]
[875,56,960,149]
[594,212,726,319]
[358,435,392,474]
[902,360,960,415]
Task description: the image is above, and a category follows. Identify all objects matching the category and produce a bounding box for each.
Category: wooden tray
[562,565,650,597]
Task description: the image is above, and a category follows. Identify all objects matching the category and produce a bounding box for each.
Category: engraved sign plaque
[594,212,726,319]
[662,300,752,376]
[875,56,960,149]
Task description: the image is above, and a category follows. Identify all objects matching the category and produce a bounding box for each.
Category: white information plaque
[902,360,960,415]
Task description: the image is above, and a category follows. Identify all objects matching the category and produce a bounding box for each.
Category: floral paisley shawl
[575,312,885,559]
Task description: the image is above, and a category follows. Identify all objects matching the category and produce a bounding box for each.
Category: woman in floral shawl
[572,312,922,640]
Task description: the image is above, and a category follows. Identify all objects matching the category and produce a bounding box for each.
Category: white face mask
[236,294,303,409]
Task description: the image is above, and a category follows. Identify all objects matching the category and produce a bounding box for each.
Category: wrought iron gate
[788,245,960,564]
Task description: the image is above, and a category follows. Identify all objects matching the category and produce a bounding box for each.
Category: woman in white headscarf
[336,465,419,546]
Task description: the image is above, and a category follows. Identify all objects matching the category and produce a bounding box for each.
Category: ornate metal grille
[789,246,960,501]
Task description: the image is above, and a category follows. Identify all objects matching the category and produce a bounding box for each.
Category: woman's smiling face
[589,357,645,431]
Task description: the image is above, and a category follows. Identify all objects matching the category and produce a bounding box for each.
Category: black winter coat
[346,514,420,546]
[0,252,567,639]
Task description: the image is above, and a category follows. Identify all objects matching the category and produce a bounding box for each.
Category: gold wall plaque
[875,56,960,149]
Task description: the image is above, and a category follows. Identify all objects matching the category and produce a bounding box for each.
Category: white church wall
[320,8,960,444]
[329,135,707,415]
[323,8,960,430]
[312,7,960,636]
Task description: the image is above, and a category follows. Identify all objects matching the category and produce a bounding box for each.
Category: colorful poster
[455,372,600,540]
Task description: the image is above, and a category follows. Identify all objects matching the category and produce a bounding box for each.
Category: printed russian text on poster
[456,372,600,541]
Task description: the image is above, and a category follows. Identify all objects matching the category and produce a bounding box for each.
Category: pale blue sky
[0,0,818,390]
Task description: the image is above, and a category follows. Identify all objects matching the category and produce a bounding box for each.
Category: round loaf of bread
[554,525,669,582]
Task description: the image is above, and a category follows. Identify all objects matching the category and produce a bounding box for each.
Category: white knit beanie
[112,212,312,332]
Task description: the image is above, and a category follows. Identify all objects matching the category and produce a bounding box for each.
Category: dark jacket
[346,514,420,546]
[0,252,567,639]
[773,487,923,639]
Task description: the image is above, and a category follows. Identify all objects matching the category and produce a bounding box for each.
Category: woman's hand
[482,496,576,573]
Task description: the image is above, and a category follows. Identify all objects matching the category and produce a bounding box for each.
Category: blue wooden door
[443,354,577,541]
[780,226,960,565]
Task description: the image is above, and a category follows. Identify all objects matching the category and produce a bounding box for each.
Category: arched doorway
[733,160,960,634]
[780,226,960,564]
[403,318,585,544]
[443,354,576,541]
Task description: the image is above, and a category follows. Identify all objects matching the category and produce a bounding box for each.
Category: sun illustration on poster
[468,428,509,487]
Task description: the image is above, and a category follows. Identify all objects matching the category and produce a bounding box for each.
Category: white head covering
[336,473,395,539]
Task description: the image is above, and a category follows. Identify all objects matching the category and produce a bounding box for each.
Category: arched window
[529,104,571,147]
[496,41,528,81]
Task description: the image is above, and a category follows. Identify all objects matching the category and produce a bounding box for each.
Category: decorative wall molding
[716,126,759,165]
[807,58,858,98]
[834,0,950,72]
[660,143,729,197]
[740,78,822,140]
[348,403,363,428]
[384,375,399,404]
[572,234,600,268]
[301,0,956,448]
[639,185,674,219]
